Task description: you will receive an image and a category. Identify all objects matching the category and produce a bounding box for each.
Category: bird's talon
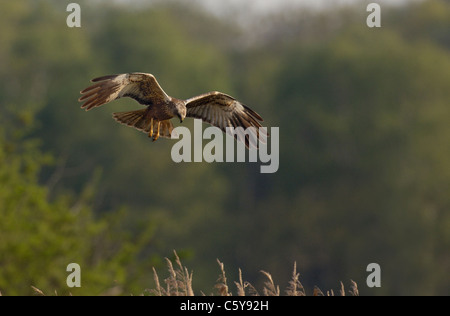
[152,121,161,142]
[148,118,154,138]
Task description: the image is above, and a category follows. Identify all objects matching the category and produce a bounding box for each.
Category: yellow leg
[153,121,161,142]
[148,118,154,138]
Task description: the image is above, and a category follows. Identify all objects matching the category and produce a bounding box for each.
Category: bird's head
[174,99,187,123]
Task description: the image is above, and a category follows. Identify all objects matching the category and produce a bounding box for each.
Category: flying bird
[79,73,266,147]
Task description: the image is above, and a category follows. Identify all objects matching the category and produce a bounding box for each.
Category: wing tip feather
[91,74,119,83]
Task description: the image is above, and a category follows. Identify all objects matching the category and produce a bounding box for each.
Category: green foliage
[268,26,450,295]
[0,126,157,295]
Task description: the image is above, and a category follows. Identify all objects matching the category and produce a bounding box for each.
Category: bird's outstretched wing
[79,73,170,111]
[185,91,267,148]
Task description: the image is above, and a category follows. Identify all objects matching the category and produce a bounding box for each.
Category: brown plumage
[79,72,266,147]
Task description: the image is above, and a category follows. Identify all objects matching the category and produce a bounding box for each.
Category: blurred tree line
[0,0,449,295]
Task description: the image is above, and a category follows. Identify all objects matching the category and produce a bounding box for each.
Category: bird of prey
[79,73,265,147]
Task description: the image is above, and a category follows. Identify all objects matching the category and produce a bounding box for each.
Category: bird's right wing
[79,73,170,111]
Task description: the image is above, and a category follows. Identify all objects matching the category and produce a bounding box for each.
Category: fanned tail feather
[112,109,175,139]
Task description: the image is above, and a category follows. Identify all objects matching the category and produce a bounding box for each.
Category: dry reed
[28,250,359,296]
[150,250,359,296]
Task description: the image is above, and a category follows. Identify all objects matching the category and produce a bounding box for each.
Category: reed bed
[149,251,359,296]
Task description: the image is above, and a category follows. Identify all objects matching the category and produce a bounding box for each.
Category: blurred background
[0,0,449,295]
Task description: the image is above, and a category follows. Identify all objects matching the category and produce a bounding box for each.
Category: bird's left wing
[185,92,267,148]
[79,73,170,111]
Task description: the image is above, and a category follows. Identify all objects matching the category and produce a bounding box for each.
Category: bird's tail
[112,109,175,139]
